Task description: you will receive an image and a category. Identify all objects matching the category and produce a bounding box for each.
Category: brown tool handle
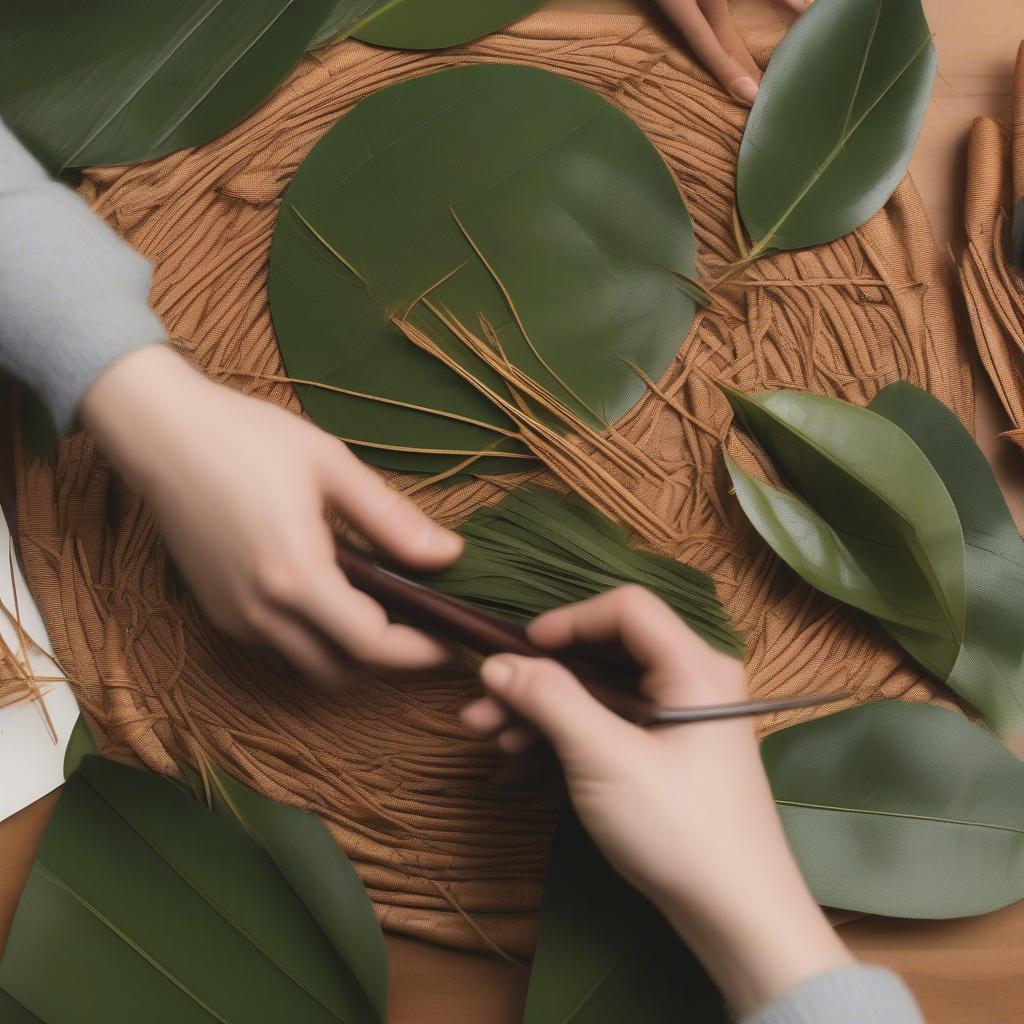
[336,538,850,726]
[335,538,655,722]
[1014,40,1024,201]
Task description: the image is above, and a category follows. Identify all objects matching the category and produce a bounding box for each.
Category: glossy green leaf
[0,0,335,171]
[61,714,99,781]
[414,486,742,656]
[764,700,1024,917]
[269,64,700,475]
[311,0,543,51]
[867,383,1024,747]
[737,0,935,254]
[722,387,966,680]
[0,756,385,1023]
[524,807,725,1023]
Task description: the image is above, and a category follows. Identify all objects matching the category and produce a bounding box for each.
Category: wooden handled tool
[335,538,850,727]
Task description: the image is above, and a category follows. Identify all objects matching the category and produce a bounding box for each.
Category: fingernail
[731,76,758,104]
[481,657,514,692]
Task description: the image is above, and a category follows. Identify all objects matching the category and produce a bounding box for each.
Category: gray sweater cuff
[0,119,167,434]
[744,965,924,1024]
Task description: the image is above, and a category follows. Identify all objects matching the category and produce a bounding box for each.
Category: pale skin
[656,0,810,104]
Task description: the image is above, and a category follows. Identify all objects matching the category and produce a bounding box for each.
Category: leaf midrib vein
[62,0,227,169]
[776,799,1024,836]
[33,863,232,1023]
[749,31,933,257]
[82,775,352,1023]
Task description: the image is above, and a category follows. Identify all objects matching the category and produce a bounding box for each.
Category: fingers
[659,0,759,103]
[775,0,811,12]
[320,439,463,569]
[472,654,624,759]
[248,605,353,688]
[528,587,746,706]
[288,565,453,672]
[697,0,762,83]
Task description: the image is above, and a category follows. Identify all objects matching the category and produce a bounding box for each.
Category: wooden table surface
[3,2,1024,1021]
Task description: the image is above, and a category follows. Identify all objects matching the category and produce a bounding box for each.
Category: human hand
[460,587,852,1017]
[80,345,462,686]
[656,0,809,104]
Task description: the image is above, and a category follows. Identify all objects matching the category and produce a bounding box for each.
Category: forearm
[0,118,166,434]
[655,855,921,1024]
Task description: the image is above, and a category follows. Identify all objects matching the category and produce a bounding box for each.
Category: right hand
[460,587,852,1018]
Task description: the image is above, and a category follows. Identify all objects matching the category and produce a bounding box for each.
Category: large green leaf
[868,383,1024,747]
[737,0,935,254]
[268,64,700,475]
[0,991,42,1024]
[722,387,966,680]
[0,756,385,1023]
[524,808,725,1023]
[0,0,335,171]
[311,1,543,51]
[415,486,742,656]
[764,700,1024,917]
[209,766,388,1022]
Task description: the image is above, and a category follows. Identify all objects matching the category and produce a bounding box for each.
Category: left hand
[80,345,462,687]
[655,0,809,104]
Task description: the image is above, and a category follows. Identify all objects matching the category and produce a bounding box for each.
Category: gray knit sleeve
[743,964,924,1024]
[0,119,166,434]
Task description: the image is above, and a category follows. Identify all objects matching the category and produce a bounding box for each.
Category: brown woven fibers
[15,13,972,958]
[960,111,1024,452]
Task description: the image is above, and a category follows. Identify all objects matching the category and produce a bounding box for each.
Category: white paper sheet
[0,506,80,822]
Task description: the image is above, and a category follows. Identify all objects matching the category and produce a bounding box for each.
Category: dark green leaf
[722,387,965,680]
[269,64,700,475]
[0,990,42,1024]
[868,382,1024,746]
[0,756,385,1023]
[62,715,99,781]
[209,766,388,1021]
[0,0,336,171]
[764,700,1024,917]
[414,486,742,656]
[524,807,725,1023]
[737,0,935,254]
[311,0,543,51]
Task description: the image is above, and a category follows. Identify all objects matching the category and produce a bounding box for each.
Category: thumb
[321,440,462,568]
[481,655,626,759]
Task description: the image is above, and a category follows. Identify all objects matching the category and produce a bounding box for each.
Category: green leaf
[524,807,726,1023]
[414,486,742,656]
[208,766,388,1021]
[737,0,935,254]
[0,756,385,1023]
[764,700,1024,918]
[311,0,543,51]
[0,991,42,1024]
[0,0,336,171]
[62,715,99,781]
[268,64,700,475]
[868,382,1024,747]
[722,387,965,680]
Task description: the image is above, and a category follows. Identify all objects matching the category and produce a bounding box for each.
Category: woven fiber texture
[960,110,1024,452]
[15,12,972,959]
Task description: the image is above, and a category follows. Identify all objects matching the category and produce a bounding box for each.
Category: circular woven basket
[15,11,972,959]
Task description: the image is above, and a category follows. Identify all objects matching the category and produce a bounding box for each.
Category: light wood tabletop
[3,2,1024,1021]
